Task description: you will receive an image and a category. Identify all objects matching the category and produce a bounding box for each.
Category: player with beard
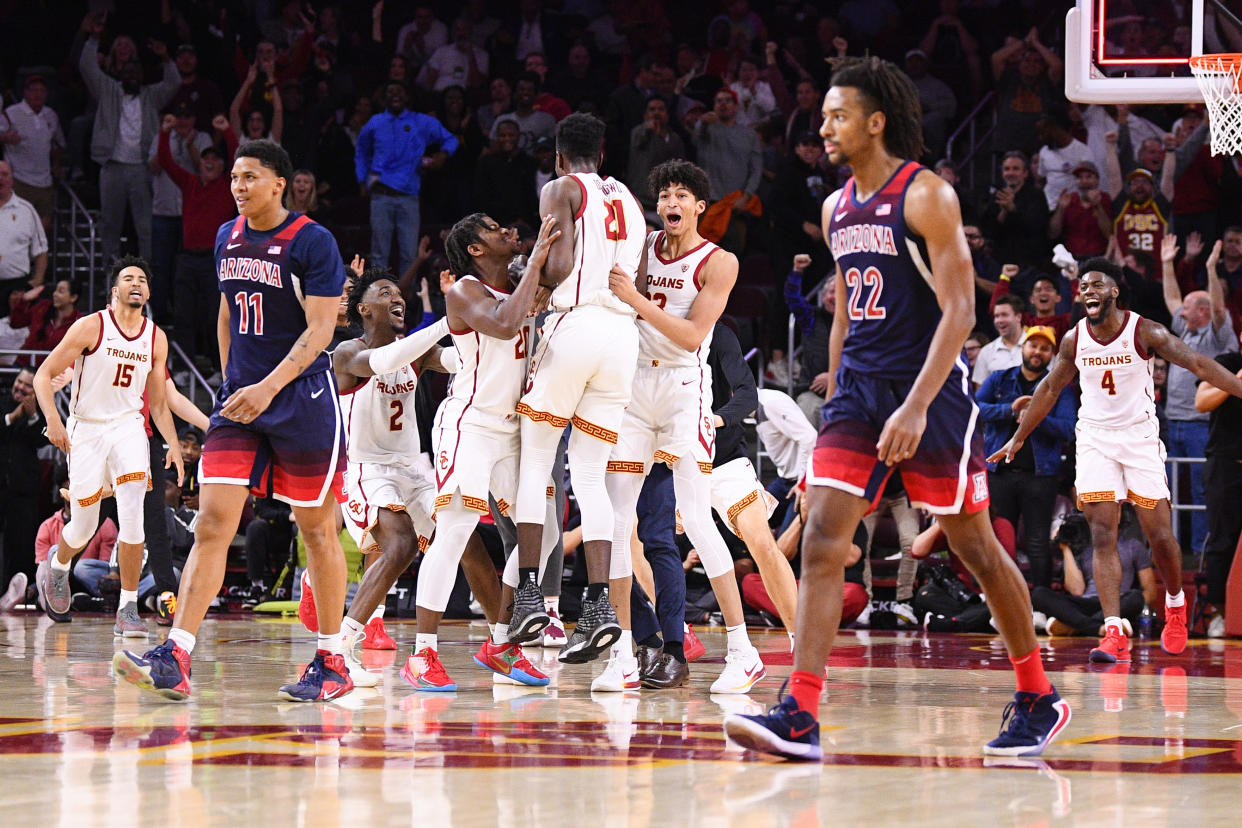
[724,56,1068,760]
[991,257,1242,664]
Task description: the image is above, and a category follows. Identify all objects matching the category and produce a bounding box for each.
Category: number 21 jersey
[826,161,943,380]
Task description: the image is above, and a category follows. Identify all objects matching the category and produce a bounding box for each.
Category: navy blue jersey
[214,213,346,386]
[826,161,943,380]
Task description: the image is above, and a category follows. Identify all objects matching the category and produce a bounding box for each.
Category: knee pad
[114,479,148,546]
[415,506,478,613]
[606,472,643,580]
[568,429,614,542]
[60,499,101,551]
[673,463,733,580]
[514,422,561,525]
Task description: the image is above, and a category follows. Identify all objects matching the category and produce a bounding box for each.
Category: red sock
[789,670,823,715]
[1010,647,1053,696]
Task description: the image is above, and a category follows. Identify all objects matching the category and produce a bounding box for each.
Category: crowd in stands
[0,0,1240,640]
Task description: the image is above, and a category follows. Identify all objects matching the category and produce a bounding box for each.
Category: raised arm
[269,82,283,144]
[1141,317,1242,398]
[1206,239,1229,330]
[987,328,1080,463]
[229,64,258,137]
[1161,234,1184,317]
[32,314,102,453]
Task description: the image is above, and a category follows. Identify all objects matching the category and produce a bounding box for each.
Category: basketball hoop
[1189,53,1242,156]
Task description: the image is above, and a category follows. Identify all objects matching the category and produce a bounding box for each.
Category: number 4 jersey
[1074,311,1157,430]
[826,161,944,380]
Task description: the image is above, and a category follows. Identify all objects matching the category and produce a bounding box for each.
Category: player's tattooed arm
[1141,317,1242,399]
[332,337,365,389]
[32,313,103,454]
[987,328,1080,464]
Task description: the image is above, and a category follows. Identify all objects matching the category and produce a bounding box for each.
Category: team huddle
[33,57,1242,764]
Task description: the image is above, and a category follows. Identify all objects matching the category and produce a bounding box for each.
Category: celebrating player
[989,254,1242,664]
[115,140,354,702]
[33,258,185,635]
[725,57,1070,760]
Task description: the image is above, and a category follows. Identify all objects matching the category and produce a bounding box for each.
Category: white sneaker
[342,646,379,687]
[540,608,568,648]
[590,654,640,692]
[1032,611,1048,633]
[710,647,765,694]
[891,600,918,628]
[1208,614,1226,638]
[853,602,872,628]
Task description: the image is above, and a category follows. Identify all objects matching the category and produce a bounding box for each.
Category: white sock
[1166,590,1185,608]
[493,623,509,644]
[787,631,796,652]
[318,632,344,655]
[1105,616,1125,635]
[415,633,437,654]
[341,616,365,641]
[545,595,560,615]
[50,554,71,573]
[168,627,196,654]
[726,623,750,653]
[119,589,138,607]
[617,629,633,657]
[683,622,690,634]
[368,603,386,622]
[487,623,496,638]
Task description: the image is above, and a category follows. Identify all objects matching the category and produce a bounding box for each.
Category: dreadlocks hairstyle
[346,266,399,329]
[648,160,711,204]
[445,212,492,277]
[108,254,152,288]
[556,112,606,164]
[829,56,927,162]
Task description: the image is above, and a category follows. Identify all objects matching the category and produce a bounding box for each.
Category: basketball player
[599,160,765,693]
[114,139,354,702]
[403,213,563,691]
[512,113,646,663]
[990,256,1242,664]
[33,257,185,635]
[725,57,1070,760]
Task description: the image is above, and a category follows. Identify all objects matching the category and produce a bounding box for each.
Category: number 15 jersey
[825,161,942,380]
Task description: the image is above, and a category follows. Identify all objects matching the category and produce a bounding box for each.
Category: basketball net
[1189,53,1242,156]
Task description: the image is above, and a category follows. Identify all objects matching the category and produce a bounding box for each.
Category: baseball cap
[905,48,928,60]
[1072,160,1099,176]
[1126,167,1154,183]
[1021,325,1057,346]
[176,43,196,55]
[170,100,194,118]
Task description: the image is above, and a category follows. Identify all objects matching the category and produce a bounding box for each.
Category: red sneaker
[278,650,353,702]
[298,570,318,633]
[1161,603,1188,655]
[684,625,706,662]
[473,640,550,686]
[400,647,457,692]
[362,616,397,650]
[1089,627,1131,663]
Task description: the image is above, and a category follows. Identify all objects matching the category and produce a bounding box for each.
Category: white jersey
[1074,311,1157,430]
[437,275,527,434]
[69,309,155,423]
[638,230,720,368]
[343,338,421,465]
[549,172,645,314]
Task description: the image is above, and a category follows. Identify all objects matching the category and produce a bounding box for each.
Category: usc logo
[348,500,363,516]
[439,450,449,470]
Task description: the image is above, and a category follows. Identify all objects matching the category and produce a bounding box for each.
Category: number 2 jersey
[214,213,347,387]
[340,342,422,466]
[825,161,945,380]
[1074,311,1157,430]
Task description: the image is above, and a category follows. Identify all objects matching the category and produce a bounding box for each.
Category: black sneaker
[558,590,620,664]
[507,576,550,644]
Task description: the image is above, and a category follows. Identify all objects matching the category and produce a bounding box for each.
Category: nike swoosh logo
[226,243,242,250]
[744,664,763,678]
[789,723,816,739]
[310,388,325,399]
[835,212,847,221]
[681,380,695,386]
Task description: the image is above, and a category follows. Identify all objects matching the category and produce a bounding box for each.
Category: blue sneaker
[113,639,193,701]
[723,686,821,761]
[983,687,1072,756]
[278,651,355,702]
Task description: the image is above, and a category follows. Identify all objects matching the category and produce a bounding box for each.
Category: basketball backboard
[1065,0,1205,104]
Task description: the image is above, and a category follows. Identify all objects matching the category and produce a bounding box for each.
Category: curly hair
[108,254,152,288]
[555,112,606,164]
[648,160,711,204]
[445,212,492,277]
[829,56,926,162]
[235,138,293,184]
[1080,256,1123,285]
[346,266,399,329]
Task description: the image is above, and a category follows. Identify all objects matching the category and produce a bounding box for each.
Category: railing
[945,90,998,194]
[741,345,769,474]
[168,339,218,402]
[55,181,99,306]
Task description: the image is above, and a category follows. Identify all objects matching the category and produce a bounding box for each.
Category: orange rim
[1190,53,1242,93]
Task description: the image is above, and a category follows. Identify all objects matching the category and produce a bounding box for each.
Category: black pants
[630,463,685,646]
[145,435,177,593]
[173,250,219,366]
[245,518,294,585]
[1204,456,1242,605]
[913,583,993,632]
[2,494,39,584]
[989,468,1059,588]
[1030,585,1145,634]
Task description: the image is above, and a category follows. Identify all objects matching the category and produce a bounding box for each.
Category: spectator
[903,49,955,160]
[859,474,921,628]
[627,98,686,214]
[784,257,833,427]
[287,169,326,222]
[976,325,1077,587]
[1109,167,1171,266]
[693,88,762,252]
[0,161,47,311]
[992,269,1074,345]
[170,44,225,133]
[1035,108,1092,211]
[502,0,563,65]
[1170,109,1232,246]
[552,43,607,114]
[472,119,537,228]
[523,53,571,121]
[784,79,823,146]
[179,427,203,511]
[490,72,557,152]
[936,159,975,225]
[769,132,833,282]
[912,514,1017,633]
[10,278,81,367]
[532,136,557,206]
[1111,106,1176,203]
[964,221,999,333]
[78,21,180,267]
[423,86,487,223]
[1206,226,1242,333]
[395,6,448,69]
[0,74,64,227]
[1049,160,1112,258]
[990,30,1063,158]
[0,368,47,586]
[980,151,1049,269]
[229,62,284,145]
[36,480,119,609]
[729,54,779,129]
[918,0,983,104]
[603,55,660,177]
[1083,103,1163,196]
[148,100,213,325]
[356,82,457,275]
[971,294,1024,386]
[964,331,988,375]
[755,388,817,528]
[1162,234,1237,555]
[419,17,489,93]
[477,76,513,136]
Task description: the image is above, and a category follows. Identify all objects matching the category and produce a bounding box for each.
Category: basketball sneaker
[474,640,550,686]
[35,558,71,620]
[155,591,176,627]
[113,639,193,701]
[1161,603,1188,655]
[507,577,550,644]
[0,572,27,613]
[591,653,640,692]
[341,634,379,688]
[559,591,621,663]
[710,647,765,694]
[723,685,822,761]
[400,647,457,692]
[983,687,1072,756]
[539,607,568,648]
[684,625,706,661]
[277,650,354,702]
[1089,626,1131,663]
[113,602,149,638]
[362,616,397,650]
[297,570,318,633]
